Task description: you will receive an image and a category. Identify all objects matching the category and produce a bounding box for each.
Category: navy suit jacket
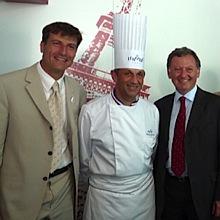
[154,87,220,220]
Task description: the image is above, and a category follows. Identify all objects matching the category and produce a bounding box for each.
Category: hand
[212,201,220,216]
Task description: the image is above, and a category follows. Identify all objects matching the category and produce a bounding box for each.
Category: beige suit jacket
[0,63,86,220]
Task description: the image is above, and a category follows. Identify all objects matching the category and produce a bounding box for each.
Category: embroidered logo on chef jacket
[146,129,155,137]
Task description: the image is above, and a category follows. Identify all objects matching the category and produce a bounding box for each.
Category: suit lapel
[163,94,174,144]
[186,87,207,133]
[65,76,77,133]
[25,64,53,125]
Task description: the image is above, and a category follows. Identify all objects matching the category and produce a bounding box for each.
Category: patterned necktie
[48,81,63,173]
[171,96,186,176]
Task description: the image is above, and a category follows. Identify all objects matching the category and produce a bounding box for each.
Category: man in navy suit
[154,47,220,220]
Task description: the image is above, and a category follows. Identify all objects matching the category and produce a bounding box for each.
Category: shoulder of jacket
[155,93,174,105]
[87,94,109,106]
[139,98,156,108]
[65,75,85,92]
[0,64,35,82]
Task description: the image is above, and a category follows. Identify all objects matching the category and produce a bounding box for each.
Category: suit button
[48,151,52,156]
[43,176,48,181]
[49,126,53,130]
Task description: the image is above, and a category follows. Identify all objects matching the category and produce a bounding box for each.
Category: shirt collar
[37,62,64,92]
[174,85,197,103]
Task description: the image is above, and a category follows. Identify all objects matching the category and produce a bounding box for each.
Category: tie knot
[179,96,185,103]
[51,81,59,93]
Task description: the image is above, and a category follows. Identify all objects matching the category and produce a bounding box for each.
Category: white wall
[1,0,220,101]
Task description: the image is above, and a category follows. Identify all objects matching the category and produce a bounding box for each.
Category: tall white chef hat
[113,13,147,69]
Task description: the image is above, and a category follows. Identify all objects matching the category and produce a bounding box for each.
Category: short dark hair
[42,21,82,48]
[167,47,201,69]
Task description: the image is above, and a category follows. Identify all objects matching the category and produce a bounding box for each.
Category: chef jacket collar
[111,89,139,106]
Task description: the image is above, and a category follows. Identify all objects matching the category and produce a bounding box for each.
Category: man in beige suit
[0,22,86,220]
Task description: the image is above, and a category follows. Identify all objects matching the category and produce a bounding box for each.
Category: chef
[79,13,159,220]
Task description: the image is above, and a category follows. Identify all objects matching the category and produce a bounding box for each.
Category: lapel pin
[70,97,74,103]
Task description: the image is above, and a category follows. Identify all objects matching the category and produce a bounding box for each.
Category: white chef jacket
[79,93,159,220]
